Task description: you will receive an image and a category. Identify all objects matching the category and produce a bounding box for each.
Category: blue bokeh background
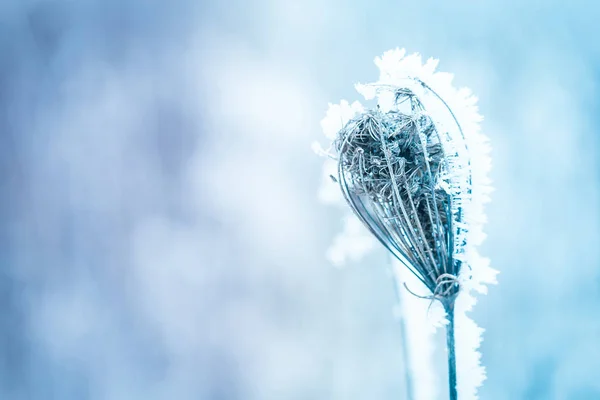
[1,0,599,399]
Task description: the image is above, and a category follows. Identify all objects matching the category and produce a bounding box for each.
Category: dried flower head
[315,49,498,400]
[334,87,460,304]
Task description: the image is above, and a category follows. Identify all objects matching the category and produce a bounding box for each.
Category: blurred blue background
[1,0,599,399]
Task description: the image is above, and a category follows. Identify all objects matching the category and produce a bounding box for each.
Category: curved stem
[445,301,458,400]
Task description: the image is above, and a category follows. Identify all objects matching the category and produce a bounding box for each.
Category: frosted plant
[314,49,498,400]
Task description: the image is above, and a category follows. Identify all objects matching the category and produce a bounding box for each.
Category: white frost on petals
[320,100,364,140]
[311,141,326,156]
[355,83,376,100]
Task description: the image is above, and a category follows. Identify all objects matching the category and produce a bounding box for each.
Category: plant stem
[389,258,414,400]
[445,301,457,400]
[398,308,414,400]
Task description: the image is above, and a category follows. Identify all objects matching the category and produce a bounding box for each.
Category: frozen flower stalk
[316,49,497,400]
[335,92,457,299]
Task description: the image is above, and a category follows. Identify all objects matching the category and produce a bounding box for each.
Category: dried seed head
[316,49,497,399]
[335,88,460,302]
